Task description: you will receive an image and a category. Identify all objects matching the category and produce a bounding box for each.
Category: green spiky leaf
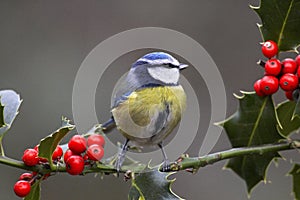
[252,0,300,52]
[84,124,105,136]
[24,179,41,200]
[289,164,300,200]
[276,101,300,137]
[0,90,22,155]
[101,153,147,173]
[218,92,283,193]
[293,97,300,119]
[120,157,147,172]
[38,117,74,168]
[94,157,146,176]
[129,168,183,200]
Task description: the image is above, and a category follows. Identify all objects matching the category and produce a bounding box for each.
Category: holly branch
[0,139,298,175]
[167,140,300,172]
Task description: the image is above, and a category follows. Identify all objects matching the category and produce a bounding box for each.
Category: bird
[102,52,187,172]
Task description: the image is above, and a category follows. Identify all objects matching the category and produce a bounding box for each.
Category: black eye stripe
[166,63,179,68]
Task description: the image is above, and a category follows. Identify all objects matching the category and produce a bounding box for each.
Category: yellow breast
[112,85,186,145]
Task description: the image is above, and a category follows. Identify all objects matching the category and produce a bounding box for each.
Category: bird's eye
[167,63,178,68]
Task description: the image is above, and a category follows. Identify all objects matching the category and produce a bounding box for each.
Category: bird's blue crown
[132,52,181,68]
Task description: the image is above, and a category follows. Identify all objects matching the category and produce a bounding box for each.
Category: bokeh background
[0,0,298,199]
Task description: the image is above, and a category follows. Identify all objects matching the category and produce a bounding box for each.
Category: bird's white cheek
[147,67,179,84]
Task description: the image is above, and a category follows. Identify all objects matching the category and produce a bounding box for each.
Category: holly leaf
[218,92,284,193]
[276,101,300,137]
[251,0,300,52]
[24,179,41,200]
[293,97,300,119]
[120,157,147,172]
[102,153,147,173]
[84,124,105,136]
[129,168,183,200]
[38,117,74,168]
[0,90,22,155]
[289,164,300,200]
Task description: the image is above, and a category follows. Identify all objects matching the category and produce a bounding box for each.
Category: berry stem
[257,60,266,68]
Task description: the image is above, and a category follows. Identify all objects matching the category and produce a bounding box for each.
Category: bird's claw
[160,160,171,172]
[115,157,122,174]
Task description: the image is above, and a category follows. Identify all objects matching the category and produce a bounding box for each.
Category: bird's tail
[102,117,116,133]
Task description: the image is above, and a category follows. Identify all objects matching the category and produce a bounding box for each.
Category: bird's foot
[114,139,129,176]
[160,159,171,172]
[115,155,124,174]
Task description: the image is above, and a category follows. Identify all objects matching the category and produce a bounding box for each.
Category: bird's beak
[179,63,188,70]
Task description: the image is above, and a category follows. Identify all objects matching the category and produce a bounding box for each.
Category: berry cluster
[65,134,105,175]
[254,40,300,100]
[14,145,63,197]
[14,134,105,198]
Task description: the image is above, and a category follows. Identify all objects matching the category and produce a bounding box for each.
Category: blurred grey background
[0,0,298,199]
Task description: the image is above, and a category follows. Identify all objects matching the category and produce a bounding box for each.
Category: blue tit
[102,52,187,172]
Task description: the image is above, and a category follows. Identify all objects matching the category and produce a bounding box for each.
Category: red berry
[295,55,300,66]
[66,155,85,175]
[260,75,279,95]
[87,145,104,161]
[63,149,74,163]
[87,134,105,147]
[68,135,87,154]
[52,145,63,161]
[83,154,90,165]
[14,180,31,197]
[279,73,299,91]
[83,153,89,161]
[39,158,48,163]
[39,157,48,163]
[42,173,51,180]
[282,58,297,74]
[22,149,39,166]
[297,64,300,77]
[262,40,278,58]
[254,79,265,96]
[264,59,281,76]
[18,173,33,181]
[285,91,294,101]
